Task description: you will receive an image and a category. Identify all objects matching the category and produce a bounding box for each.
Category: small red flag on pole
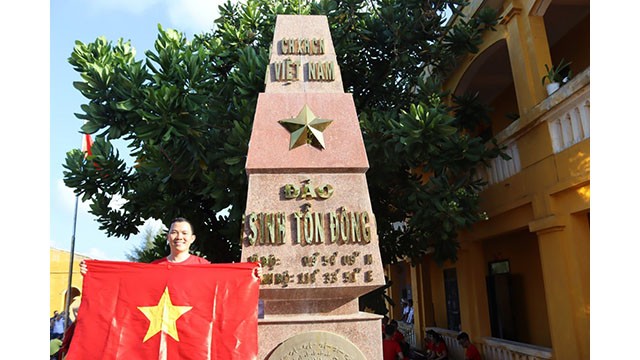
[81,133,93,158]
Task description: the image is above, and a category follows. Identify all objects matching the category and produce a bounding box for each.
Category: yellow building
[50,247,92,317]
[387,1,589,359]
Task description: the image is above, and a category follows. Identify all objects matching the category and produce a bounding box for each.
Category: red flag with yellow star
[66,260,260,360]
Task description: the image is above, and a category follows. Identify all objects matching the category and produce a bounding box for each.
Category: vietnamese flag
[81,133,93,158]
[66,260,260,360]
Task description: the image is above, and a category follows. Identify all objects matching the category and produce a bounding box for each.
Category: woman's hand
[79,260,88,276]
[254,264,263,280]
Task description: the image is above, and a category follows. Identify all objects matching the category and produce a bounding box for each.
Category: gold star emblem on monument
[279,104,333,150]
[138,287,193,342]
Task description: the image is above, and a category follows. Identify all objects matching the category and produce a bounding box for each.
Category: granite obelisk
[242,15,385,360]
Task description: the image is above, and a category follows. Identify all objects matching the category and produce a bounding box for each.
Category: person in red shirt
[429,331,448,360]
[457,332,482,360]
[57,308,79,360]
[383,322,404,360]
[382,315,390,338]
[389,319,410,357]
[151,217,210,264]
[423,330,437,359]
[80,217,262,279]
[80,217,210,276]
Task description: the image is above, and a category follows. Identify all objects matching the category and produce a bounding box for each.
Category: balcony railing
[397,321,417,347]
[478,337,552,360]
[546,85,590,154]
[477,67,590,187]
[476,140,521,186]
[424,328,553,360]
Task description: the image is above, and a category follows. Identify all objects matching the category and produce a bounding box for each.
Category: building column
[386,263,407,321]
[456,241,492,340]
[418,257,436,329]
[530,214,589,360]
[502,3,554,113]
[410,262,434,348]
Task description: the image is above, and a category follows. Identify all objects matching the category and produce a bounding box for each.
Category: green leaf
[115,99,136,111]
[224,156,242,165]
[80,121,101,134]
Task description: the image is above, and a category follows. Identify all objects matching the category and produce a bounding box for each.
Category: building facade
[50,248,91,317]
[386,1,589,359]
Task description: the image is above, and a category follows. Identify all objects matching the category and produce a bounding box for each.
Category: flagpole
[64,132,93,325]
[64,193,80,326]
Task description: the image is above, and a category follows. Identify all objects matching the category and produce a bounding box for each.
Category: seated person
[423,330,437,359]
[430,330,448,360]
[457,331,482,360]
[389,319,410,357]
[383,323,404,360]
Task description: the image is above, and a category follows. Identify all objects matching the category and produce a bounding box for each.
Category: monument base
[258,312,382,360]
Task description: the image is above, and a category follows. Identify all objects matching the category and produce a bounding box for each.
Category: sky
[49,0,237,261]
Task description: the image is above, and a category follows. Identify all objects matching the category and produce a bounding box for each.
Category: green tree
[63,0,504,266]
[125,223,167,263]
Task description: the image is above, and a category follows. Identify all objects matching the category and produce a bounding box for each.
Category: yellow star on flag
[279,104,333,150]
[138,287,193,342]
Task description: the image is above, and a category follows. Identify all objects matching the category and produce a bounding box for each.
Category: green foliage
[361,95,505,265]
[452,91,493,141]
[542,57,572,85]
[126,227,168,263]
[437,6,500,80]
[62,0,507,266]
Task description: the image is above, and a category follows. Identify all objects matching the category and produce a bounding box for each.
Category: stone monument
[241,14,385,360]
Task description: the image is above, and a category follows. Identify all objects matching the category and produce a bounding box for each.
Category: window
[443,268,461,331]
[489,260,510,275]
[486,259,516,340]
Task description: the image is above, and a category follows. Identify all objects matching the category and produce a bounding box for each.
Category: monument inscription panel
[268,331,366,360]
